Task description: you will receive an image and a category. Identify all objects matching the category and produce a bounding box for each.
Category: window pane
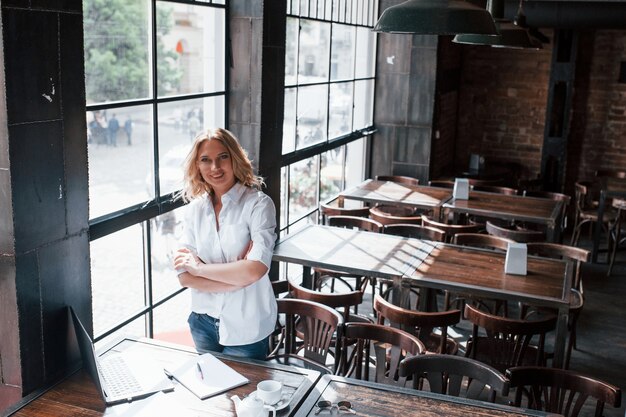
[297,84,328,149]
[353,79,374,130]
[83,0,151,104]
[285,18,299,86]
[345,138,365,189]
[157,96,225,193]
[298,20,330,83]
[330,24,355,81]
[320,147,344,202]
[157,2,225,97]
[153,292,193,347]
[151,206,188,302]
[95,316,147,349]
[91,224,146,337]
[355,26,376,79]
[289,157,319,223]
[88,105,154,219]
[329,82,353,138]
[283,88,297,154]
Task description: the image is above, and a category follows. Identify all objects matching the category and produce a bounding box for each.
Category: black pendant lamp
[452,0,542,49]
[453,20,542,49]
[373,0,498,36]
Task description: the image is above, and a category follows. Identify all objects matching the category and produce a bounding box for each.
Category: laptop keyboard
[99,354,143,398]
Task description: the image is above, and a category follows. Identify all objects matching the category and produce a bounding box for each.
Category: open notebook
[164,352,249,400]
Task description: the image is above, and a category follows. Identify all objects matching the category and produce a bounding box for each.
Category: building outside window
[84,0,227,346]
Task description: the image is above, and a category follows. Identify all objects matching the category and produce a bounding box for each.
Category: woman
[173,128,277,360]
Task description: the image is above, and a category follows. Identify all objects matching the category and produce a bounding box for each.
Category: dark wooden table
[443,191,563,242]
[294,374,558,417]
[339,179,453,220]
[592,188,626,263]
[272,225,572,369]
[8,338,320,417]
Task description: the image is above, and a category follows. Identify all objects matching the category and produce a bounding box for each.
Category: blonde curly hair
[180,128,264,202]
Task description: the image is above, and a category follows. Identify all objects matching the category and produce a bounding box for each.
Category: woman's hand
[173,248,204,276]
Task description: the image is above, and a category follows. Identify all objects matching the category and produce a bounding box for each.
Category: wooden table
[339,179,453,220]
[8,338,320,416]
[592,188,626,263]
[273,225,572,369]
[294,374,556,417]
[443,191,564,242]
[272,223,433,289]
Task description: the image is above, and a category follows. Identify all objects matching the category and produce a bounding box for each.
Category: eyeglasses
[315,400,356,415]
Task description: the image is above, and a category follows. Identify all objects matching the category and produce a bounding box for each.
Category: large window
[281,0,378,243]
[84,0,227,345]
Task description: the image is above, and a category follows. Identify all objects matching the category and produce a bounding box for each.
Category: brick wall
[570,30,626,187]
[452,33,553,182]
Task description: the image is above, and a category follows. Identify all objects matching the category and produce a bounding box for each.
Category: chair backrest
[428,180,455,189]
[464,304,557,373]
[467,178,504,186]
[273,298,344,373]
[421,215,483,243]
[374,295,460,354]
[453,233,515,251]
[485,220,546,243]
[574,181,595,213]
[339,322,425,387]
[288,279,365,322]
[271,280,290,298]
[384,224,446,241]
[369,205,421,225]
[526,242,590,294]
[399,354,510,403]
[506,366,622,417]
[320,197,370,224]
[472,185,519,195]
[328,215,383,233]
[376,175,420,187]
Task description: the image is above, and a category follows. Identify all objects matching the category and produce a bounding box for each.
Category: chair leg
[608,216,622,276]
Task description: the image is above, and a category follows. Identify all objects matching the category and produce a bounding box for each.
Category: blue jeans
[187,312,268,360]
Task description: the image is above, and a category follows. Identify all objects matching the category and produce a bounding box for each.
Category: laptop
[70,307,174,405]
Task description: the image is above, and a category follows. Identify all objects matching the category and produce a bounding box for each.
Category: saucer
[249,391,290,411]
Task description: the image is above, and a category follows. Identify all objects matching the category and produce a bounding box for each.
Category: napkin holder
[505,242,527,275]
[453,178,470,200]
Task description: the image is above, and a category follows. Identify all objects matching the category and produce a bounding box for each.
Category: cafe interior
[1,0,626,415]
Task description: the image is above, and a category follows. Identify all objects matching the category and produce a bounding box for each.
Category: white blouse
[179,182,277,346]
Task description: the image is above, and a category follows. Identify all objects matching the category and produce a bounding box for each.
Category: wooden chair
[570,181,616,246]
[376,175,420,187]
[266,298,344,374]
[271,280,290,298]
[453,233,515,251]
[421,215,483,243]
[464,304,557,374]
[472,185,518,195]
[428,180,455,189]
[325,215,383,307]
[486,220,546,243]
[608,197,626,276]
[320,196,370,225]
[338,322,425,387]
[328,215,383,233]
[506,366,622,417]
[369,205,422,225]
[374,295,460,355]
[399,355,509,403]
[314,215,382,294]
[525,242,590,369]
[384,224,446,241]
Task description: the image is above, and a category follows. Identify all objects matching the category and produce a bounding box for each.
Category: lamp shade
[453,20,542,49]
[373,0,498,35]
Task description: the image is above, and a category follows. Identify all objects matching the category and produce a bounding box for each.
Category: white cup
[256,380,282,405]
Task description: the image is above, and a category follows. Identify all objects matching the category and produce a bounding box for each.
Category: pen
[196,362,204,380]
